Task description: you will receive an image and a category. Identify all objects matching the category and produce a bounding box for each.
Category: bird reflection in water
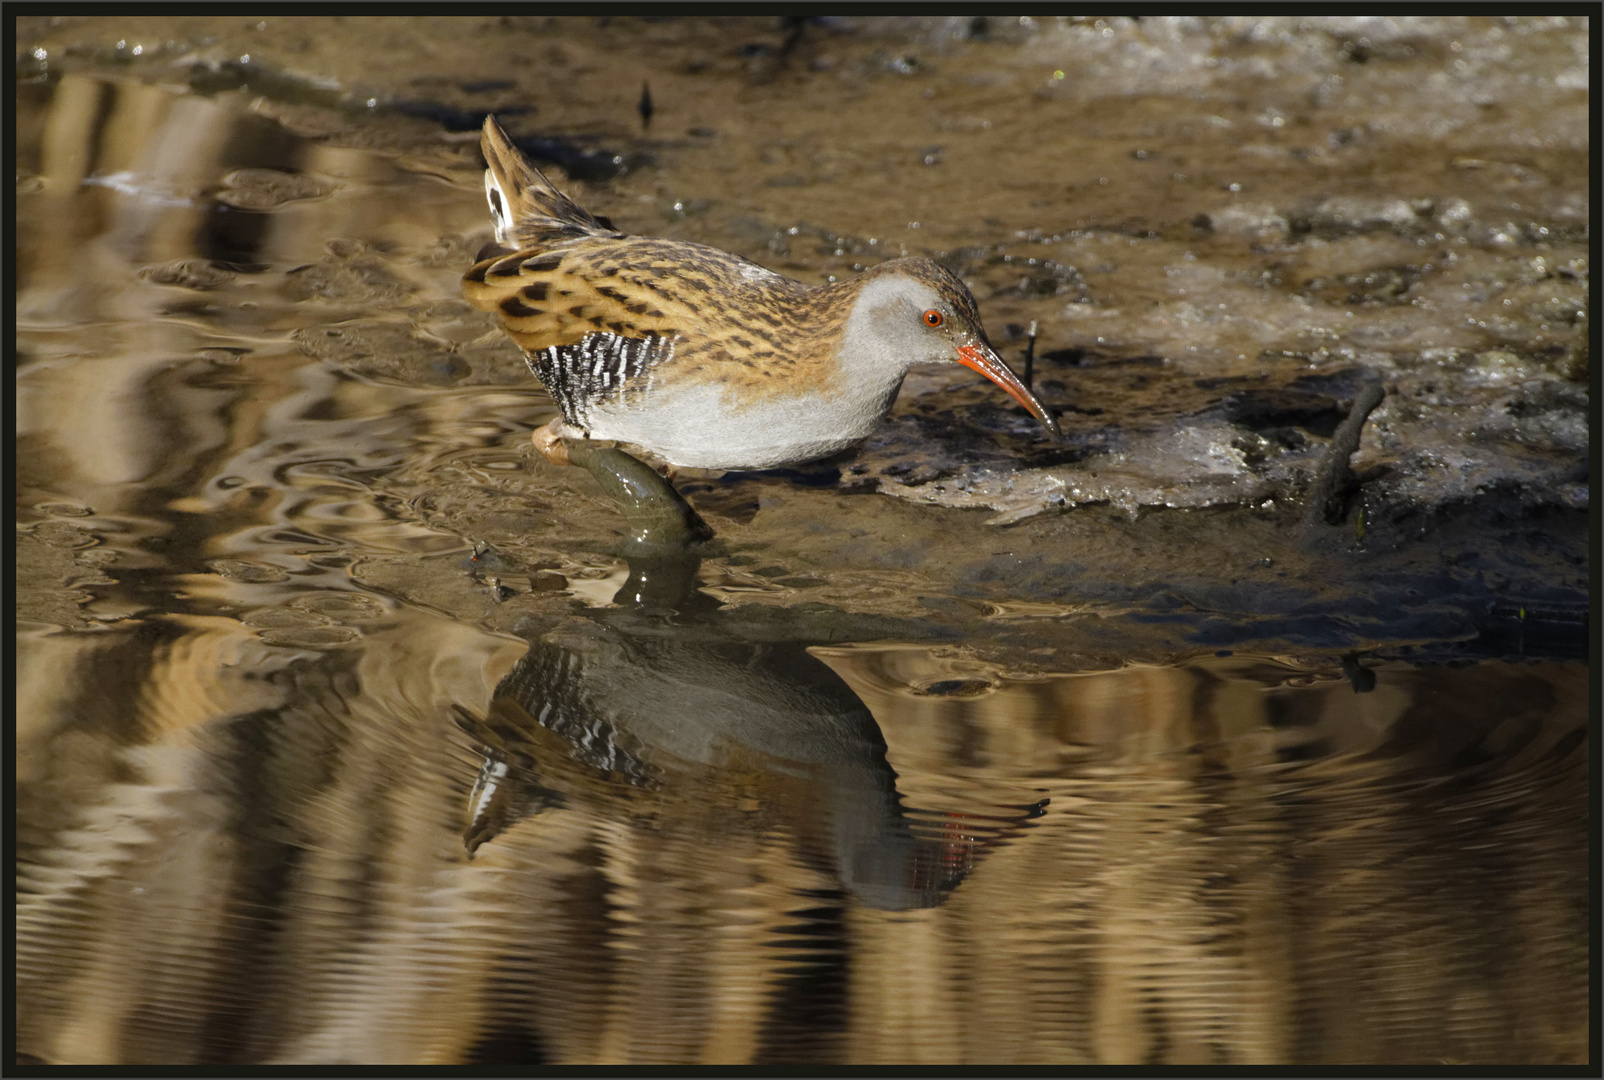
[454,467,1044,911]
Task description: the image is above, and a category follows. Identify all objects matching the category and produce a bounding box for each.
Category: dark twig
[1303,379,1386,528]
[778,16,808,58]
[637,82,653,129]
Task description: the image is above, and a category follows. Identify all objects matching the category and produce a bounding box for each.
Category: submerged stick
[566,442,714,548]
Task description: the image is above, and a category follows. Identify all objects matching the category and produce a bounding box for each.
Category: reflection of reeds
[15,612,1589,1064]
[17,74,491,518]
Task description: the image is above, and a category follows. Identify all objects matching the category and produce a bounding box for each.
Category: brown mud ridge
[15,15,1589,661]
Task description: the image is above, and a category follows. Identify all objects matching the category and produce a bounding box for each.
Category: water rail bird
[463,116,1059,471]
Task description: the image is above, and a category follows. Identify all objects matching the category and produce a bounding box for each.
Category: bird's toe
[532,419,574,467]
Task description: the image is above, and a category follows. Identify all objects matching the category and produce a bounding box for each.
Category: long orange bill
[956,344,1061,437]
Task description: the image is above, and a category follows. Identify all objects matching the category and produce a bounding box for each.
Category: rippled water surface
[17,612,1591,1066]
[14,18,1593,1068]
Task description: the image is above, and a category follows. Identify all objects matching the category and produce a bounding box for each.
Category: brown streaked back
[464,235,864,398]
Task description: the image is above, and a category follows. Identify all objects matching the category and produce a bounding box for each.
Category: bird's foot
[531,419,573,466]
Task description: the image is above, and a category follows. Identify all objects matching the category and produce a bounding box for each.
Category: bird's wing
[463,241,693,352]
[463,237,841,421]
[463,240,705,422]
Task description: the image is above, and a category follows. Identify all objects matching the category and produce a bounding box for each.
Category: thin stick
[638,82,654,129]
[1303,380,1386,529]
[1023,320,1038,392]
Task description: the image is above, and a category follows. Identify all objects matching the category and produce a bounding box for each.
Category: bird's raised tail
[480,115,620,247]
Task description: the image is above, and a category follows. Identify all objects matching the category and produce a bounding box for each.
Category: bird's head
[842,259,1060,436]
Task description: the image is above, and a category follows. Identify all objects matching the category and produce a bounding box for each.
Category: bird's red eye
[922,309,944,327]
